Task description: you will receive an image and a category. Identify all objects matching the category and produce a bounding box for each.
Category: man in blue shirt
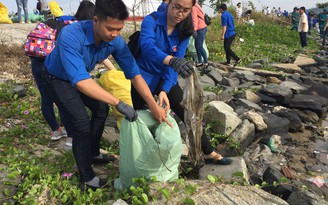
[42,0,173,190]
[219,3,241,67]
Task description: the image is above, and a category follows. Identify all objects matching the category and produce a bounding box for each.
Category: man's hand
[116,100,138,122]
[221,35,225,40]
[148,104,173,128]
[169,57,194,78]
[158,91,170,113]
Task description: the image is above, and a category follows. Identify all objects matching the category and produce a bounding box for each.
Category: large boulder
[149,181,289,205]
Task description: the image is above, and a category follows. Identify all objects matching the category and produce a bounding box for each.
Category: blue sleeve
[139,14,168,67]
[161,36,190,92]
[111,36,140,79]
[222,13,228,26]
[57,28,90,86]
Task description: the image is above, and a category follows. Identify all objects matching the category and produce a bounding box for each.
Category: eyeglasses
[171,3,191,15]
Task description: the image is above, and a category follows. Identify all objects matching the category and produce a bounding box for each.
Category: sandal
[234,59,242,67]
[204,157,232,165]
[196,63,203,67]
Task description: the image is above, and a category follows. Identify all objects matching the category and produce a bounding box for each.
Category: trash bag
[0,2,12,24]
[187,37,209,62]
[99,69,132,129]
[114,110,182,189]
[49,1,63,18]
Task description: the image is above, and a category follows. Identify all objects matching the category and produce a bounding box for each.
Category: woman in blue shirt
[132,0,232,165]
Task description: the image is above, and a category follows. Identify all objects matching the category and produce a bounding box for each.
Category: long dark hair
[75,1,95,20]
[168,0,196,40]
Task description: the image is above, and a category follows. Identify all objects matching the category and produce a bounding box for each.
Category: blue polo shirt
[136,11,190,93]
[45,20,140,86]
[221,10,236,38]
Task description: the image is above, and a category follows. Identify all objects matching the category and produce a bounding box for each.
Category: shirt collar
[83,20,114,47]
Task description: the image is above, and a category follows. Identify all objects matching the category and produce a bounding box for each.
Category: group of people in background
[15,0,48,23]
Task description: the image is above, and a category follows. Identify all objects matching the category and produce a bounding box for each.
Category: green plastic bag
[114,110,182,190]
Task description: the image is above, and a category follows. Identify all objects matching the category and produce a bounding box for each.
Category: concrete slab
[199,157,250,183]
[293,54,317,67]
[271,63,302,73]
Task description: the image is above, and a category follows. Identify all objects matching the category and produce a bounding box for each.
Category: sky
[1,0,328,17]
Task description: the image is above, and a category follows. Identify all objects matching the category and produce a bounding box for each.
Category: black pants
[131,83,214,155]
[43,69,109,182]
[224,34,240,63]
[299,32,307,47]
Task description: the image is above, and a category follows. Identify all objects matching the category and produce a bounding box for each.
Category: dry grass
[0,43,32,79]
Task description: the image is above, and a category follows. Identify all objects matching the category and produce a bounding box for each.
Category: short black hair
[95,0,129,21]
[219,4,227,11]
[237,2,241,6]
[300,6,305,12]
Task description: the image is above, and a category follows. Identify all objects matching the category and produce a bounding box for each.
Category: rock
[271,63,303,73]
[261,113,290,134]
[262,165,293,200]
[293,54,318,67]
[259,83,293,104]
[302,78,328,99]
[253,58,269,65]
[257,93,277,104]
[248,62,263,69]
[234,98,263,112]
[233,70,260,82]
[313,54,327,66]
[11,85,27,98]
[204,101,242,135]
[112,199,129,205]
[229,119,256,154]
[242,110,267,131]
[200,75,215,87]
[292,109,319,124]
[0,164,19,203]
[314,140,328,165]
[102,127,120,143]
[286,94,328,117]
[279,80,309,94]
[203,91,218,101]
[272,106,304,132]
[148,180,289,205]
[207,69,223,84]
[287,190,328,205]
[236,90,261,104]
[217,90,234,103]
[266,76,281,84]
[222,77,240,88]
[199,157,250,183]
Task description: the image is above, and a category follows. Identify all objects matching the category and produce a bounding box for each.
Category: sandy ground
[0,23,38,45]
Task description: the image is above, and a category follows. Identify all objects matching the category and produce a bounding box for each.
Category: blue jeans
[16,0,29,22]
[31,59,72,132]
[42,69,109,182]
[195,27,208,64]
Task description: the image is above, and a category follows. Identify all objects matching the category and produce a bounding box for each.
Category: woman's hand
[158,91,170,113]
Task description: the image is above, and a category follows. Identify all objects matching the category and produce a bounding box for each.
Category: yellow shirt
[298,13,308,32]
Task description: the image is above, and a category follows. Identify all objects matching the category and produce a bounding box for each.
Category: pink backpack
[24,23,57,58]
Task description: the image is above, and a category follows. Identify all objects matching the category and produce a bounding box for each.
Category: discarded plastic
[268,135,281,153]
[306,176,328,187]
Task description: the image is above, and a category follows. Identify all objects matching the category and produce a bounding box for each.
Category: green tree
[208,0,230,12]
[316,2,328,8]
[248,1,255,10]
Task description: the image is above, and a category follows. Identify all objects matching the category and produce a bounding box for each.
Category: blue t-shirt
[221,10,236,38]
[136,11,190,93]
[45,20,140,86]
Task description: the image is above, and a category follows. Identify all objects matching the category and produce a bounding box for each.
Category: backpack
[24,18,76,58]
[127,13,157,59]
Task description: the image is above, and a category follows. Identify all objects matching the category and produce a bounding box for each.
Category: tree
[208,0,230,12]
[316,2,328,8]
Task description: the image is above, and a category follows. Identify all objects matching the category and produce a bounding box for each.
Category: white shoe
[65,137,72,147]
[51,127,67,141]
